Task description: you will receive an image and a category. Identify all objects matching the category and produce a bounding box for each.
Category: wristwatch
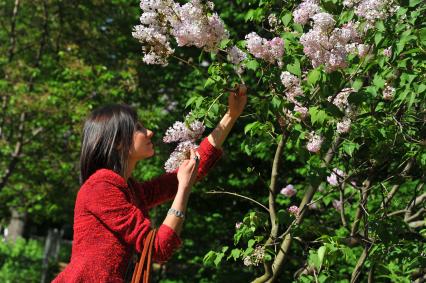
[167,208,185,219]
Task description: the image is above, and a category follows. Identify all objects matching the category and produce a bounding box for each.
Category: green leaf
[352,78,363,91]
[309,106,329,125]
[204,78,215,88]
[373,74,385,89]
[342,140,360,156]
[281,12,292,26]
[317,246,326,271]
[248,239,256,248]
[307,69,321,85]
[214,253,224,266]
[287,59,301,76]
[409,0,422,7]
[245,60,259,71]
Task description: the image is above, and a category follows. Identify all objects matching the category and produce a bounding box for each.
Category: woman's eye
[136,123,144,131]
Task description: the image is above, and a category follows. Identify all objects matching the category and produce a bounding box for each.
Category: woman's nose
[147,130,154,138]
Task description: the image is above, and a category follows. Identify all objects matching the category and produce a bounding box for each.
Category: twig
[206,190,269,213]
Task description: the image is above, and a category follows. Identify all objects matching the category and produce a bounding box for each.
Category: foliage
[0,0,424,282]
[0,238,43,283]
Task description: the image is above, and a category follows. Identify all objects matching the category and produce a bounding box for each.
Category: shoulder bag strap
[131,229,157,283]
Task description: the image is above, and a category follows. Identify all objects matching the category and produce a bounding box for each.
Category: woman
[53,85,247,282]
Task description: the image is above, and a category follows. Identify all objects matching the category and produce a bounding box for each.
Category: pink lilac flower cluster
[332,199,343,211]
[133,0,228,65]
[344,0,399,27]
[243,245,265,266]
[280,72,309,120]
[327,168,346,186]
[293,0,321,25]
[288,205,300,216]
[227,46,247,74]
[306,132,324,153]
[280,184,297,197]
[336,118,352,134]
[235,222,243,229]
[245,32,284,65]
[382,83,395,100]
[163,118,205,143]
[383,46,392,57]
[163,114,205,172]
[268,14,279,29]
[328,88,355,113]
[164,141,198,172]
[170,0,229,52]
[300,17,365,72]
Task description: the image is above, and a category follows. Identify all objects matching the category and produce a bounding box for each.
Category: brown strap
[131,229,157,283]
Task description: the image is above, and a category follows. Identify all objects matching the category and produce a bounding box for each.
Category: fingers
[238,84,247,96]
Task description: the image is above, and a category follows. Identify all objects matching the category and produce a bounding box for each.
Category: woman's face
[129,122,155,161]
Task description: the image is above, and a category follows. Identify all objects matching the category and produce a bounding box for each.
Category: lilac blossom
[383,46,392,57]
[288,205,300,216]
[164,141,198,172]
[280,184,297,197]
[245,32,284,65]
[306,132,323,153]
[383,83,395,100]
[163,118,205,143]
[332,199,343,211]
[293,0,321,25]
[336,118,352,134]
[243,245,265,266]
[327,168,346,187]
[235,222,243,229]
[328,88,355,112]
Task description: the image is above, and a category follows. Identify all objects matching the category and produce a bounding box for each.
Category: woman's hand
[177,149,199,193]
[227,84,248,119]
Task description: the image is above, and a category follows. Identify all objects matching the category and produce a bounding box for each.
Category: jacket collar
[88,168,128,189]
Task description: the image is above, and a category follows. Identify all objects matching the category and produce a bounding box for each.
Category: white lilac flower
[235,222,243,229]
[288,205,300,216]
[354,0,398,23]
[328,88,355,111]
[164,141,198,172]
[306,132,323,153]
[280,184,297,197]
[163,118,205,143]
[228,46,247,65]
[300,19,365,72]
[332,199,343,211]
[171,0,229,52]
[383,46,392,57]
[312,12,336,31]
[134,0,229,64]
[245,32,284,65]
[294,105,309,119]
[293,0,321,25]
[357,44,371,57]
[327,168,346,186]
[243,245,265,266]
[268,14,279,28]
[336,118,352,134]
[280,71,300,88]
[383,83,395,100]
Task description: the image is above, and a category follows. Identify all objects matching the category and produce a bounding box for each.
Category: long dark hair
[80,104,137,184]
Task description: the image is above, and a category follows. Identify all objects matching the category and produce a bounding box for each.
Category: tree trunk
[5,207,27,242]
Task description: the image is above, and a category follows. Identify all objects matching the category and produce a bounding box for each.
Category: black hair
[80,104,137,184]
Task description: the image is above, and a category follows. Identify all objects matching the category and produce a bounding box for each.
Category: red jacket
[53,137,222,282]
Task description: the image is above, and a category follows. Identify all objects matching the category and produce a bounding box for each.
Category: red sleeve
[84,181,181,263]
[133,137,223,209]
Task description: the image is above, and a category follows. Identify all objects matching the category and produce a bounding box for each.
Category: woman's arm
[207,84,248,149]
[134,85,247,208]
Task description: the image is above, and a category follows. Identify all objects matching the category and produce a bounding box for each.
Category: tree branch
[206,190,269,213]
[252,131,288,283]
